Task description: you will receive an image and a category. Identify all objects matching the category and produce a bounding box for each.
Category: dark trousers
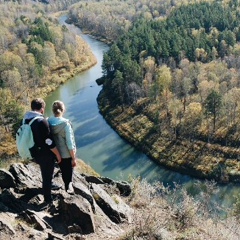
[59,158,73,190]
[35,154,55,202]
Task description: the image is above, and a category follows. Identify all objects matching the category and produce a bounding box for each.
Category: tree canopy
[0,0,96,157]
[99,0,240,147]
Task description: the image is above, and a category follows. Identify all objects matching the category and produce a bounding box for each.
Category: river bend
[44,16,240,210]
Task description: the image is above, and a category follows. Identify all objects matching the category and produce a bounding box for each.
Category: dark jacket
[24,111,56,157]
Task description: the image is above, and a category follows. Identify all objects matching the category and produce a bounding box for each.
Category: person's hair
[52,100,65,116]
[31,98,46,111]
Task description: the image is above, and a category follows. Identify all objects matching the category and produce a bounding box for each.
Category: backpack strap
[28,116,44,125]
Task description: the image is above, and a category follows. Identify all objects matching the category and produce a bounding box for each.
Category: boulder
[83,175,131,196]
[0,162,133,239]
[73,175,97,213]
[116,181,131,196]
[59,195,95,234]
[91,183,133,223]
[9,162,42,189]
[17,209,50,231]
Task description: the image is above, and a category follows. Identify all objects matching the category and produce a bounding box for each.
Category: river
[44,16,240,211]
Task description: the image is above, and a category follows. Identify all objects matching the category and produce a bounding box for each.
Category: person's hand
[56,154,62,164]
[72,158,77,167]
[51,147,62,164]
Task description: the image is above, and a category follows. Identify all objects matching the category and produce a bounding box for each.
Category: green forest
[101,0,240,137]
[77,0,240,182]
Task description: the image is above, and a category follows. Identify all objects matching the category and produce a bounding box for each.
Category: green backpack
[16,116,43,159]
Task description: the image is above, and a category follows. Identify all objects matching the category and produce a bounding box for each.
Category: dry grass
[75,158,100,177]
[0,156,21,169]
[118,179,240,240]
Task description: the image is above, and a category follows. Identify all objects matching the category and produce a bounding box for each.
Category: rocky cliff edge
[0,162,133,240]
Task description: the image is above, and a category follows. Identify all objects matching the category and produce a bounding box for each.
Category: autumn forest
[0,0,96,156]
[2,1,240,238]
[69,0,240,182]
[1,0,240,181]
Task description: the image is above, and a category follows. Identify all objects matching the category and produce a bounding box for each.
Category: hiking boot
[67,182,74,194]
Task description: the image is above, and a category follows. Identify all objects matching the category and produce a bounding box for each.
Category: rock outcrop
[0,162,133,239]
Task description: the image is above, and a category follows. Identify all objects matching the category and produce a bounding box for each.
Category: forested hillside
[0,0,96,158]
[3,0,240,181]
[67,0,215,43]
[2,1,240,238]
[95,0,240,182]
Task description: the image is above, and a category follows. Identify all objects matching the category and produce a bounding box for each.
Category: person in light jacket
[48,100,77,194]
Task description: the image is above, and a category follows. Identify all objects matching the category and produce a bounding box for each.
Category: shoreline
[97,90,240,184]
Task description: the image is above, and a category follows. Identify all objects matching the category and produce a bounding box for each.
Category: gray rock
[59,195,95,234]
[73,179,97,213]
[17,209,50,231]
[0,162,132,239]
[83,175,131,196]
[116,181,131,196]
[0,213,16,235]
[100,176,114,184]
[68,223,83,233]
[84,175,105,184]
[0,201,8,212]
[93,203,125,237]
[91,183,133,224]
[9,162,42,189]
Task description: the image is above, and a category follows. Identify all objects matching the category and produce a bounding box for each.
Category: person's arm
[69,149,77,167]
[65,121,77,167]
[50,147,62,164]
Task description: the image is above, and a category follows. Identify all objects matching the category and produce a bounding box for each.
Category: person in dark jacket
[48,100,77,194]
[23,98,61,203]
